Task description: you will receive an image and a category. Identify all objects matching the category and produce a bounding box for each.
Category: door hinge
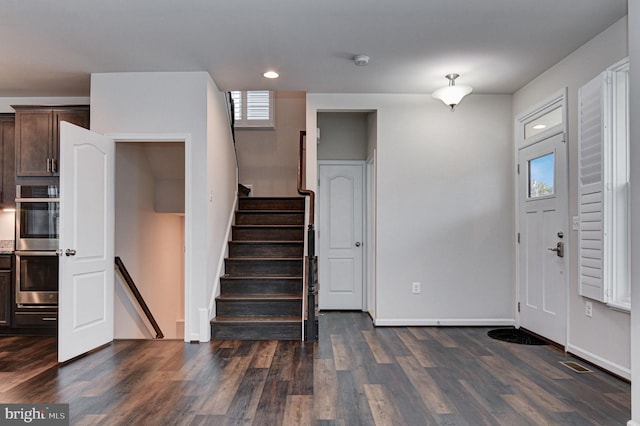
[517,302,521,313]
[517,164,520,174]
[517,233,520,243]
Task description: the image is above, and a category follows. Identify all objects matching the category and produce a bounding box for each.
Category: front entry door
[58,122,115,362]
[319,162,364,309]
[518,132,568,345]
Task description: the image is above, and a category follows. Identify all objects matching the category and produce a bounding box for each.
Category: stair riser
[225,259,302,276]
[229,243,303,258]
[238,198,305,211]
[235,212,304,225]
[216,300,302,317]
[221,278,303,295]
[232,227,304,241]
[211,322,301,340]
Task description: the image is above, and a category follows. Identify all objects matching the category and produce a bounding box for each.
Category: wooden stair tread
[221,275,302,280]
[229,240,303,244]
[212,316,301,323]
[236,209,304,214]
[223,274,303,278]
[233,225,304,228]
[217,294,302,300]
[227,256,304,262]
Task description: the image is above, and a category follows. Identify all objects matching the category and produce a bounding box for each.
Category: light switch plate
[572,216,579,231]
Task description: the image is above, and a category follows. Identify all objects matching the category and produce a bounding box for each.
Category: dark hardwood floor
[0,312,631,425]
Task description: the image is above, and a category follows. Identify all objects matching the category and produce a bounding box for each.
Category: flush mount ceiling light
[352,54,370,66]
[263,71,279,79]
[432,73,472,111]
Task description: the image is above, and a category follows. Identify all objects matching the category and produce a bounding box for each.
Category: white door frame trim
[514,88,570,348]
[107,132,193,342]
[318,159,366,311]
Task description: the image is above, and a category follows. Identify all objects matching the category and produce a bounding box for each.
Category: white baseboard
[373,318,515,327]
[566,343,631,380]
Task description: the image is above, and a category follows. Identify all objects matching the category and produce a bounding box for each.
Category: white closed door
[518,132,567,345]
[319,163,364,310]
[58,122,115,362]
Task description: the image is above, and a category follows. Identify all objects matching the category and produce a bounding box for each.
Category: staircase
[211,197,305,340]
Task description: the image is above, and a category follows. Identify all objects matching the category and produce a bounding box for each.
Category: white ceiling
[0,0,627,97]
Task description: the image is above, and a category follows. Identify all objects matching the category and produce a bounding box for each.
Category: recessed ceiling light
[532,124,547,130]
[263,71,279,79]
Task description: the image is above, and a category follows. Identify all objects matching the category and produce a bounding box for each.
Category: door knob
[547,242,564,258]
[65,249,76,256]
[355,242,361,247]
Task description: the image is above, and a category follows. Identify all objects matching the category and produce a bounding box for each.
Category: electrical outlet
[585,301,593,318]
[412,282,421,294]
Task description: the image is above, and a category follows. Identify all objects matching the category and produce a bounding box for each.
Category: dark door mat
[487,328,548,345]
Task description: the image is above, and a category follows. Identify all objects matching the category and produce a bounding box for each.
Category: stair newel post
[305,224,318,342]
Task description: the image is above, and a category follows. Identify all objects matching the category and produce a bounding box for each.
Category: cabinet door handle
[51,158,57,173]
[46,158,51,173]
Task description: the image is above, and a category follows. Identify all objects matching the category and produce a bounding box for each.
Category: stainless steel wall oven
[16,185,59,251]
[15,185,60,306]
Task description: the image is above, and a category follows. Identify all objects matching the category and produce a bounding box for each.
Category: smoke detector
[353,54,370,66]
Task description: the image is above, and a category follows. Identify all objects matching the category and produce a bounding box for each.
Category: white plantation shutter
[229,90,274,128]
[578,72,608,302]
[231,91,242,121]
[246,91,271,120]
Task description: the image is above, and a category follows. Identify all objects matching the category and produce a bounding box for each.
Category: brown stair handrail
[298,130,318,342]
[114,256,164,339]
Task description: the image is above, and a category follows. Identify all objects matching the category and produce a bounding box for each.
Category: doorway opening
[114,141,185,340]
[316,111,377,313]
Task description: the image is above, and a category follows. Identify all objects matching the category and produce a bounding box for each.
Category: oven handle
[15,251,61,256]
[15,198,60,203]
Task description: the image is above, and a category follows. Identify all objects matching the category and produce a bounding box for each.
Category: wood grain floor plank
[361,330,394,364]
[396,355,454,414]
[313,358,340,421]
[395,328,436,367]
[363,384,405,426]
[502,393,558,425]
[282,395,313,426]
[330,334,352,371]
[224,367,269,425]
[251,340,278,369]
[335,370,376,426]
[198,355,252,415]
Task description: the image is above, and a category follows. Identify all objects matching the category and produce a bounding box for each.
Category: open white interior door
[58,122,115,363]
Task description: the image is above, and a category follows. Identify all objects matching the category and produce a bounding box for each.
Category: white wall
[628,2,639,424]
[235,91,305,196]
[206,78,238,324]
[91,72,237,342]
[513,16,630,378]
[114,143,183,339]
[317,112,368,160]
[307,93,514,324]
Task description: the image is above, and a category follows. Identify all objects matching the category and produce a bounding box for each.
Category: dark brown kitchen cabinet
[13,105,89,177]
[0,255,12,327]
[0,114,15,207]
